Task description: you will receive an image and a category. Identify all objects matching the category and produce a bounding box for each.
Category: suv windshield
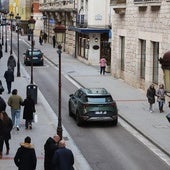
[87,96,113,103]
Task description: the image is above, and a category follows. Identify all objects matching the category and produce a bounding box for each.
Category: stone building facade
[111,0,170,90]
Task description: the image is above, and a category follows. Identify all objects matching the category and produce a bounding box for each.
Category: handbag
[0,84,4,93]
[33,113,38,123]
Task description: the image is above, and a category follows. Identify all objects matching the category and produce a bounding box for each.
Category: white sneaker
[150,110,153,113]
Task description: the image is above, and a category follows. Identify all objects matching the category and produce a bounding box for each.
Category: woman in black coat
[0,112,4,159]
[2,111,13,155]
[22,95,36,129]
[14,136,37,170]
[146,84,156,113]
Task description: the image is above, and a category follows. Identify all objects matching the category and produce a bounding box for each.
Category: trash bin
[26,84,38,104]
[166,113,170,123]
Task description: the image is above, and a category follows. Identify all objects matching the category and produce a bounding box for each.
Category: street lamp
[53,22,66,139]
[159,51,170,93]
[26,16,38,105]
[3,14,7,53]
[15,13,21,77]
[28,16,36,84]
[9,12,14,55]
[1,16,4,46]
[42,14,47,33]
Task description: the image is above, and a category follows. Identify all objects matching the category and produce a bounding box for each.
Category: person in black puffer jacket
[14,136,37,170]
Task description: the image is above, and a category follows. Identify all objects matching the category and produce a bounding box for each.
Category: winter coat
[3,117,13,140]
[0,96,6,112]
[0,50,3,59]
[7,57,16,71]
[0,119,4,137]
[99,58,107,67]
[44,137,59,170]
[146,86,156,104]
[4,69,14,82]
[156,88,166,102]
[22,97,35,120]
[52,147,74,170]
[8,94,23,110]
[14,142,37,170]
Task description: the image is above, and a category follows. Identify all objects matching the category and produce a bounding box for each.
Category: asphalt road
[12,36,170,170]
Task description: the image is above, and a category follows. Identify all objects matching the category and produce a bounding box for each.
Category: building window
[152,41,159,84]
[140,39,146,79]
[120,36,125,71]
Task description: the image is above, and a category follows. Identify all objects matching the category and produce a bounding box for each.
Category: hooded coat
[14,142,37,170]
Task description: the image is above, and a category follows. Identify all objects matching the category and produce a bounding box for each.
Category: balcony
[39,1,77,12]
[111,0,126,5]
[134,0,161,10]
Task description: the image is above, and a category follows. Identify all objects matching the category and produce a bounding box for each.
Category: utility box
[26,84,38,104]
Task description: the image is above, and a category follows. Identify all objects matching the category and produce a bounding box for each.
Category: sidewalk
[28,36,170,157]
[0,36,91,169]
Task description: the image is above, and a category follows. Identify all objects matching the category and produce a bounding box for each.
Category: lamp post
[28,16,36,84]
[15,13,21,77]
[42,14,47,33]
[9,12,14,55]
[53,22,66,139]
[3,14,7,53]
[159,51,170,93]
[1,16,4,46]
[26,16,38,104]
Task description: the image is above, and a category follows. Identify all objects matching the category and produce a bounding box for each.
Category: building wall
[88,0,110,27]
[111,0,170,90]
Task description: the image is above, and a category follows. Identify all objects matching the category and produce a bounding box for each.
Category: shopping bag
[33,113,38,123]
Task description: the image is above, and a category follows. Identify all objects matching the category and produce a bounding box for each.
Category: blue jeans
[158,100,164,111]
[11,109,21,127]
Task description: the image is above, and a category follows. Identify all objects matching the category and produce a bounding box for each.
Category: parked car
[23,48,44,66]
[68,88,118,126]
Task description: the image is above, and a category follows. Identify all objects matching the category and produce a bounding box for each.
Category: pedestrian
[44,134,60,170]
[99,57,107,75]
[21,94,36,130]
[43,32,48,43]
[0,112,4,159]
[8,89,23,131]
[52,35,56,48]
[4,67,14,94]
[7,55,16,72]
[14,136,37,170]
[52,139,74,170]
[156,84,166,113]
[0,45,3,60]
[0,95,6,112]
[39,35,43,45]
[146,84,156,112]
[2,111,13,155]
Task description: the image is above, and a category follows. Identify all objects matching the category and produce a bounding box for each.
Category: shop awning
[68,26,110,34]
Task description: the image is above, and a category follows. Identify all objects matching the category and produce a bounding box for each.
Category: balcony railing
[39,1,77,12]
[134,0,161,3]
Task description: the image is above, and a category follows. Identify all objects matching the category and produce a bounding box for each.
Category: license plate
[95,111,107,114]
